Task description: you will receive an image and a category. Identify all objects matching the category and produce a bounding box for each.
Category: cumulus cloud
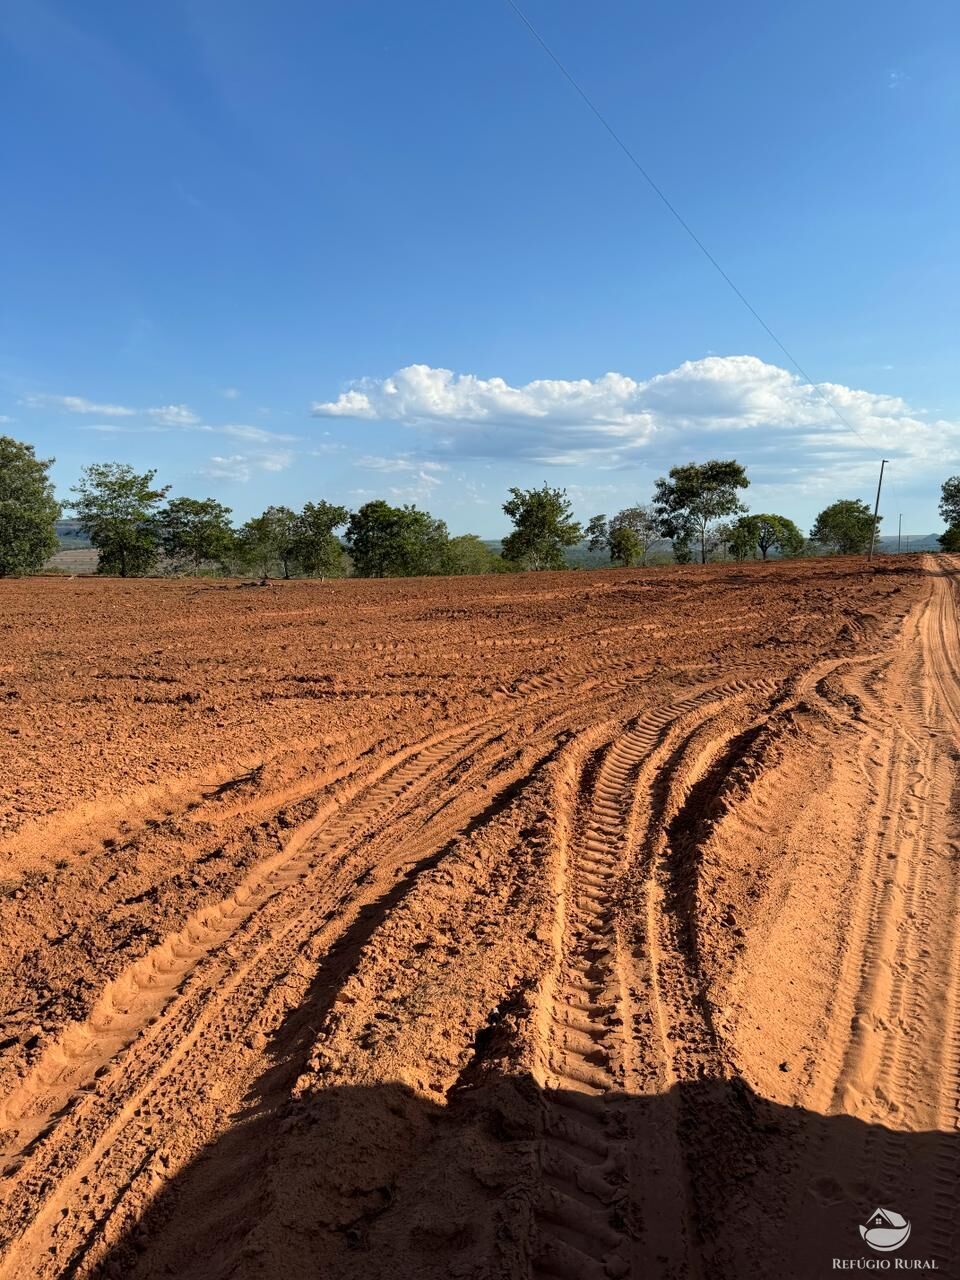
[311,356,960,475]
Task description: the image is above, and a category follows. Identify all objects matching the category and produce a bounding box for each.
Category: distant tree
[608,525,642,566]
[708,521,736,561]
[294,501,349,577]
[587,506,663,566]
[0,436,61,576]
[239,505,300,578]
[672,536,694,565]
[157,496,235,573]
[727,520,756,563]
[810,499,878,555]
[939,477,960,531]
[938,526,960,552]
[501,484,582,570]
[653,460,750,564]
[345,500,448,577]
[70,463,169,577]
[728,513,805,562]
[443,533,499,575]
[585,514,609,554]
[611,505,663,566]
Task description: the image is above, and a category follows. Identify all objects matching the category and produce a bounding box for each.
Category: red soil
[0,555,957,1278]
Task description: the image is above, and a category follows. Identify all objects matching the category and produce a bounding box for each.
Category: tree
[585,515,609,554]
[0,436,61,576]
[609,526,642,566]
[671,535,694,565]
[727,520,757,563]
[294,501,349,578]
[940,476,960,528]
[157,497,235,573]
[653,460,750,565]
[443,533,499,575]
[938,526,960,552]
[345,500,448,577]
[501,484,582,571]
[587,506,665,567]
[610,505,663,566]
[70,463,169,577]
[810,499,878,555]
[728,513,805,562]
[240,505,300,578]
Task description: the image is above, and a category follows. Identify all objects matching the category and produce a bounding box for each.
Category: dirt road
[0,556,957,1278]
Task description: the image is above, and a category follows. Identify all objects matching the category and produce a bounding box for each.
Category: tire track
[0,673,667,1279]
[532,681,769,1280]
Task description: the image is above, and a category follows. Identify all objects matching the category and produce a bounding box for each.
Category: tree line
[0,433,952,579]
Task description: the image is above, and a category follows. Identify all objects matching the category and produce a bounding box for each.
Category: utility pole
[898,513,902,554]
[868,459,889,562]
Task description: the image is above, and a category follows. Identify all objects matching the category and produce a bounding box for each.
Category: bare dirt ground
[0,555,957,1278]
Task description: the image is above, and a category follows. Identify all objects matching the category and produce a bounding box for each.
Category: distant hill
[55,518,93,548]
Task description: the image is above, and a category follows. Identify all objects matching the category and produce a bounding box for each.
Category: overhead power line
[502,0,879,455]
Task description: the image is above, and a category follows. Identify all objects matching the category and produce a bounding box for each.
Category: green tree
[608,525,642,566]
[501,484,582,571]
[70,463,169,577]
[585,514,609,554]
[940,476,960,527]
[653,460,750,565]
[938,526,960,552]
[810,499,878,555]
[610,505,662,566]
[728,513,805,562]
[157,497,235,573]
[443,533,499,575]
[0,436,61,576]
[345,500,448,577]
[239,505,300,578]
[727,520,756,563]
[294,501,349,578]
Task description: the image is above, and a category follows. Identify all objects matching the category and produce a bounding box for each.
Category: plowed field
[1,556,958,1278]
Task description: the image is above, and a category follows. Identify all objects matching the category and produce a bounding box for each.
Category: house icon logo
[860,1207,912,1252]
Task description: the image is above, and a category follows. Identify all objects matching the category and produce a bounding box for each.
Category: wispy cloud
[0,415,14,424]
[887,68,908,89]
[147,403,201,427]
[201,450,294,482]
[355,454,449,474]
[221,387,240,400]
[23,393,136,416]
[82,419,296,444]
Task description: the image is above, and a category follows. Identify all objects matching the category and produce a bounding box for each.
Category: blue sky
[2,0,958,535]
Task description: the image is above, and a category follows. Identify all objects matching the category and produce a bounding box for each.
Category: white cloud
[0,415,14,424]
[221,387,240,399]
[220,423,297,444]
[23,393,136,416]
[147,403,202,426]
[356,454,449,474]
[311,356,960,477]
[201,450,294,482]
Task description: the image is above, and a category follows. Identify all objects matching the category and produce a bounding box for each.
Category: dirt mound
[1,555,957,1277]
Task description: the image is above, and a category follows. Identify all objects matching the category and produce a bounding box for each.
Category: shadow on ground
[86,1066,956,1280]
